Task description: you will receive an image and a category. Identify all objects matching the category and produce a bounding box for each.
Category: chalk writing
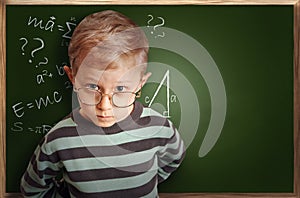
[147,14,165,38]
[36,70,53,84]
[35,57,48,68]
[12,102,24,118]
[27,16,56,32]
[12,15,77,138]
[28,125,52,134]
[56,63,66,76]
[59,21,77,39]
[65,81,73,89]
[27,16,77,39]
[19,37,45,64]
[19,38,28,56]
[170,94,177,103]
[145,70,177,118]
[11,122,53,134]
[61,39,70,47]
[12,90,63,118]
[30,38,44,64]
[35,91,62,109]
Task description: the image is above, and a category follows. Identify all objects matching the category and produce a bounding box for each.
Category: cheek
[112,107,132,121]
[80,105,97,120]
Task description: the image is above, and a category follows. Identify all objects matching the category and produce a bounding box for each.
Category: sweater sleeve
[157,121,186,183]
[20,137,63,198]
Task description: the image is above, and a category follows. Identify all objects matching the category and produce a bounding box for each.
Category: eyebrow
[116,80,135,84]
[77,75,99,84]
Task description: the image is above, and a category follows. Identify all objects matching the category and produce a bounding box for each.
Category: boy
[20,10,185,198]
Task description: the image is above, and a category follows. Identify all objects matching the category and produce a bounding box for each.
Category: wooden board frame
[0,0,299,197]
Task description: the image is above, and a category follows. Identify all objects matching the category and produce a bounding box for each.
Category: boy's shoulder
[134,101,170,125]
[137,104,176,138]
[43,112,77,142]
[50,114,77,132]
[140,104,166,118]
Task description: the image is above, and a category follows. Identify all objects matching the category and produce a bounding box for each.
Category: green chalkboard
[6,5,294,193]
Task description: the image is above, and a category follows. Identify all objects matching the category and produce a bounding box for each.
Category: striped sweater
[20,101,185,198]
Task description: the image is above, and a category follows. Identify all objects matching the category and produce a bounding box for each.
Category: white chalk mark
[148,70,170,117]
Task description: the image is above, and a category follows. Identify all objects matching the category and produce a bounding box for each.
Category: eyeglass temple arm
[135,90,142,98]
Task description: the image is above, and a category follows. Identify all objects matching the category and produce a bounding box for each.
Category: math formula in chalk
[11,13,76,136]
[11,122,53,134]
[27,16,77,39]
[12,90,63,118]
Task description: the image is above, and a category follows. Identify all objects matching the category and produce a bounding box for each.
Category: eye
[85,84,99,90]
[115,86,125,92]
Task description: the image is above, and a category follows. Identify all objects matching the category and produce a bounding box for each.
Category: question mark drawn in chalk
[36,57,48,68]
[153,17,165,38]
[19,38,28,56]
[147,14,154,34]
[29,38,44,64]
[147,15,165,38]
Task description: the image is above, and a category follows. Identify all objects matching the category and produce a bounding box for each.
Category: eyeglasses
[74,87,141,108]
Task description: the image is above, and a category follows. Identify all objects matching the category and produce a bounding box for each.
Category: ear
[141,72,152,87]
[63,66,75,85]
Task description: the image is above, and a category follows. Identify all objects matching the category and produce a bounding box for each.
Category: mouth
[97,115,114,119]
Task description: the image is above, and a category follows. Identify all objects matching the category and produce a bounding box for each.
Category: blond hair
[68,10,149,75]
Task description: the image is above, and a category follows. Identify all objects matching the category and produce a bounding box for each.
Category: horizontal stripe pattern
[66,156,156,182]
[65,164,157,193]
[45,125,174,155]
[20,101,185,197]
[68,174,157,198]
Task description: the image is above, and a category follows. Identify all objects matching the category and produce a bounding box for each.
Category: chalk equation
[27,15,77,47]
[12,90,63,118]
[20,15,79,87]
[27,16,77,39]
[11,14,78,135]
[11,122,53,134]
[36,63,72,86]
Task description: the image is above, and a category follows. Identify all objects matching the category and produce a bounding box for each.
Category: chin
[95,121,116,128]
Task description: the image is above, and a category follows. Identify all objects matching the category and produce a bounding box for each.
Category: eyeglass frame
[73,85,142,108]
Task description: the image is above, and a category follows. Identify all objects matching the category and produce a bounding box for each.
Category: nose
[96,94,112,110]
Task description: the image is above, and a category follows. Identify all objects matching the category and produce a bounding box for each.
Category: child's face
[65,54,150,128]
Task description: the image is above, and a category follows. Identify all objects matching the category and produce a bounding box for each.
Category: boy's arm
[157,122,186,183]
[20,137,62,198]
